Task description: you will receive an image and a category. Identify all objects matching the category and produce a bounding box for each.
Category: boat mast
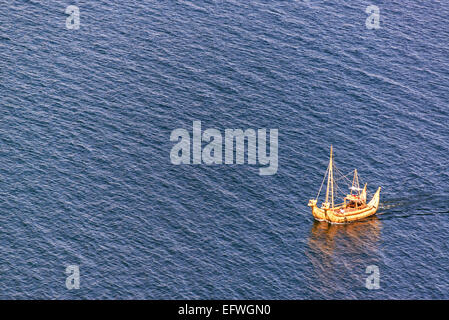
[325,146,334,209]
[331,147,334,209]
[351,169,360,196]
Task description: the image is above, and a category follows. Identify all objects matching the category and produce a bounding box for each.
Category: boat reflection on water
[306,217,382,297]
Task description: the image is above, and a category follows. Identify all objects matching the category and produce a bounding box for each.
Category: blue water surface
[0,0,448,299]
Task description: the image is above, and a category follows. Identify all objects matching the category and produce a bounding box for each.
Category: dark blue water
[1,0,448,299]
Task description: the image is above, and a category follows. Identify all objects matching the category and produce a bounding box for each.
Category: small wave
[376,194,449,220]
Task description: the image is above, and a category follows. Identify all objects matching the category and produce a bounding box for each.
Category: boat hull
[309,187,381,224]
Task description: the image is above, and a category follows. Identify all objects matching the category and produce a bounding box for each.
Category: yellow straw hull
[309,187,381,224]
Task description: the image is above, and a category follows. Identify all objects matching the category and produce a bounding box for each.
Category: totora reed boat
[308,146,381,223]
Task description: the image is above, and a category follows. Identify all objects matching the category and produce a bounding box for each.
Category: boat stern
[368,187,381,208]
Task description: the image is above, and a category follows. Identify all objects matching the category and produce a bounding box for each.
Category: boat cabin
[344,194,364,208]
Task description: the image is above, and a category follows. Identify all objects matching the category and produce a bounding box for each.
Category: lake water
[1,0,448,299]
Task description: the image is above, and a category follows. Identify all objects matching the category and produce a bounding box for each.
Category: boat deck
[332,204,368,216]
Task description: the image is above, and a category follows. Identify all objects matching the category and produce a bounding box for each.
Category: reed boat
[308,146,381,224]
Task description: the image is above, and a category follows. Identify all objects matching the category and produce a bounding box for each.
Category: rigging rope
[333,165,353,185]
[315,162,330,201]
[315,158,367,203]
[333,164,366,199]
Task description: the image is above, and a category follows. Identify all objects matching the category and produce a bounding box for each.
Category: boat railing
[333,202,345,207]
